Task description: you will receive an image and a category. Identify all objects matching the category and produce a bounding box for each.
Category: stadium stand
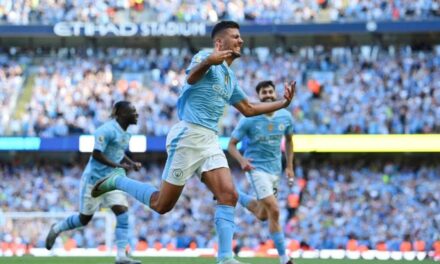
[3,45,440,136]
[0,0,439,25]
[1,159,439,252]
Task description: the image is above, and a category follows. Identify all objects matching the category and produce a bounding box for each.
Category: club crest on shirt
[279,123,285,131]
[98,135,105,143]
[268,123,273,132]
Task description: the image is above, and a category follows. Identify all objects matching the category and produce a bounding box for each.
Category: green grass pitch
[0,257,437,264]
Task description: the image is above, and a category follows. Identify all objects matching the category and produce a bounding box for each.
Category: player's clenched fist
[239,158,255,172]
[207,49,235,65]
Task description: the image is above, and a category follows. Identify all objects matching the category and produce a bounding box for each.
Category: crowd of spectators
[0,54,27,136]
[3,44,440,136]
[6,48,186,136]
[0,0,439,25]
[0,159,439,252]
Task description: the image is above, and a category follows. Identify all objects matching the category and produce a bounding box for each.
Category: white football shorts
[246,170,280,200]
[162,121,229,186]
[80,170,128,215]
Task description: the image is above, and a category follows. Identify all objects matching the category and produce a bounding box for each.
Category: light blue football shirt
[83,119,131,184]
[177,50,247,133]
[231,109,294,176]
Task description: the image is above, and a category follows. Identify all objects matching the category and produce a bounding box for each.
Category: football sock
[215,205,235,261]
[270,231,287,260]
[115,177,157,207]
[237,190,254,209]
[115,212,129,258]
[53,214,83,233]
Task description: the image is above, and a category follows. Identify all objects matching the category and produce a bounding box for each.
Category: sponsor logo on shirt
[212,84,231,101]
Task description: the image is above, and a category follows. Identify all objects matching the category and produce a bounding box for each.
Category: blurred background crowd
[0,0,439,259]
[0,0,439,25]
[1,159,439,252]
[1,44,439,137]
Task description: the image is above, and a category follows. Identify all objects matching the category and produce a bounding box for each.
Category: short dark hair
[211,21,240,39]
[110,100,131,118]
[256,80,275,94]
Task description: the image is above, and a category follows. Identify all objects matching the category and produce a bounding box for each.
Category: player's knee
[268,206,280,219]
[255,206,268,221]
[79,215,92,226]
[80,218,91,226]
[256,213,268,222]
[216,189,238,206]
[112,205,128,215]
[154,204,173,215]
[155,207,172,215]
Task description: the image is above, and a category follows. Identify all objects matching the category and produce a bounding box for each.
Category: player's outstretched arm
[234,81,296,117]
[187,49,234,84]
[92,150,131,170]
[228,137,255,172]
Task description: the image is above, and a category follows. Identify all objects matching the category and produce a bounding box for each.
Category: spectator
[0,159,438,251]
[0,0,439,25]
[4,45,439,136]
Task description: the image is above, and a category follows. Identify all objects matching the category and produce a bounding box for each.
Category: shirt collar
[112,119,125,133]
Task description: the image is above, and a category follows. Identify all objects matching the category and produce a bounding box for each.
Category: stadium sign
[54,22,206,37]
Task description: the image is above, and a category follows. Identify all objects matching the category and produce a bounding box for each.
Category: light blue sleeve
[231,117,248,141]
[285,113,294,135]
[185,50,211,74]
[229,84,247,105]
[93,126,113,152]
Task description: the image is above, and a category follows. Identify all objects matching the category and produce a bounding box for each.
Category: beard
[231,51,241,59]
[262,98,275,102]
